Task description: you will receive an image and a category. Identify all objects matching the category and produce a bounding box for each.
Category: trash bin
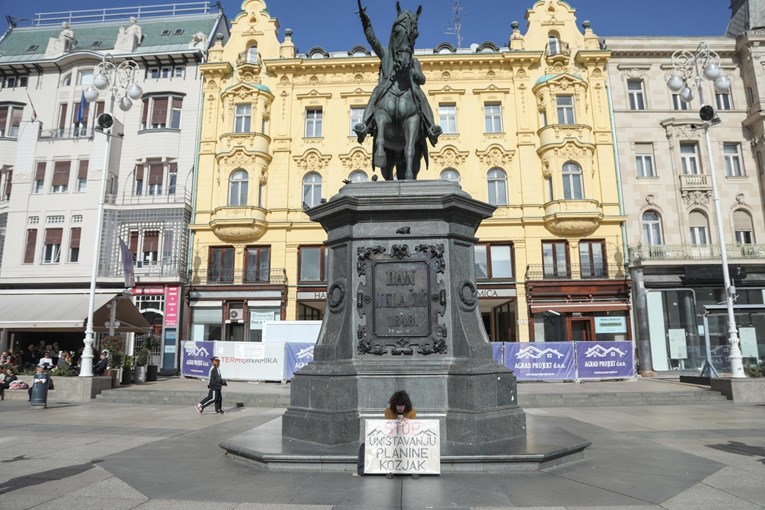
[30,371,53,408]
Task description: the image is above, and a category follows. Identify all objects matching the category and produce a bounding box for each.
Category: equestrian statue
[353,1,442,181]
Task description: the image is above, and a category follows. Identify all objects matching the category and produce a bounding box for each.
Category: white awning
[0,291,151,332]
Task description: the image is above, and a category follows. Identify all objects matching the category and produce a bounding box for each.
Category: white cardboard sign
[364,419,440,475]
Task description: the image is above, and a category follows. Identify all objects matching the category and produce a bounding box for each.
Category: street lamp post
[78,54,142,377]
[666,42,746,378]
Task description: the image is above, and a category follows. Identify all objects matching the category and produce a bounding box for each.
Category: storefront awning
[529,302,630,314]
[0,291,151,332]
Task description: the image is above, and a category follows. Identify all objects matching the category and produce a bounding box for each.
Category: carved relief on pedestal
[681,190,712,207]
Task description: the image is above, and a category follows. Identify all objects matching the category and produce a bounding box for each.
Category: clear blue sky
[2,0,732,51]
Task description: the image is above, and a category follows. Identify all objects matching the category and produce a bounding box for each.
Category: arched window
[548,33,560,55]
[440,168,460,184]
[689,210,709,245]
[487,168,508,206]
[349,170,367,183]
[733,209,754,244]
[302,172,322,208]
[562,162,583,200]
[642,211,663,245]
[228,170,248,206]
[247,46,258,64]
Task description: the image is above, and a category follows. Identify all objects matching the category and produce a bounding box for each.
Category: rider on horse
[353,2,442,147]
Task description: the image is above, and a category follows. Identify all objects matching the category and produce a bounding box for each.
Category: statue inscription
[373,261,431,337]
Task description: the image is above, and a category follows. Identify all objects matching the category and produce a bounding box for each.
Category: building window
[627,80,646,110]
[78,70,93,86]
[245,246,270,283]
[556,95,575,124]
[349,170,367,182]
[305,108,323,138]
[487,167,508,206]
[33,162,46,194]
[141,95,183,130]
[579,240,606,278]
[68,227,80,263]
[141,231,160,265]
[635,143,655,178]
[2,75,28,88]
[234,104,252,133]
[439,104,457,134]
[247,46,259,64]
[229,170,248,206]
[689,211,708,244]
[208,247,235,283]
[548,34,560,55]
[642,211,663,245]
[474,243,514,280]
[42,228,62,264]
[733,209,754,245]
[716,93,732,111]
[484,103,502,133]
[562,162,584,199]
[350,107,364,136]
[51,161,70,193]
[302,172,322,208]
[680,143,700,175]
[440,168,460,184]
[0,104,23,138]
[77,160,88,192]
[147,162,164,195]
[24,229,37,264]
[149,67,174,79]
[724,143,744,176]
[672,93,690,110]
[299,246,327,283]
[168,163,177,195]
[542,241,569,278]
[0,166,11,202]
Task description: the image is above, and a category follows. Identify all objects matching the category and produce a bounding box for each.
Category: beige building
[188,0,630,344]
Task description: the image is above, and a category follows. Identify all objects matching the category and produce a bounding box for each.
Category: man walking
[195,356,226,414]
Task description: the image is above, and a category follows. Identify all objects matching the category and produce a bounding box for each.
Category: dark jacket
[93,357,108,376]
[207,366,226,390]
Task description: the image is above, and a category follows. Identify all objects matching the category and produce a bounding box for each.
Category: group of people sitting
[1,342,84,376]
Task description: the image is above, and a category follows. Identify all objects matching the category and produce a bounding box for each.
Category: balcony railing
[525,264,625,281]
[189,268,287,286]
[679,174,711,191]
[117,187,193,206]
[101,256,186,279]
[630,243,765,262]
[39,127,94,140]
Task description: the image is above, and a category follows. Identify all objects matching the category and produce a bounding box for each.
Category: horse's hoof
[374,154,387,168]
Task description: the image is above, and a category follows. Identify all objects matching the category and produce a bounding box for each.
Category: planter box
[711,378,765,404]
[3,376,112,402]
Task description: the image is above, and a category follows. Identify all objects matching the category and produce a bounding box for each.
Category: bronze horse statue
[354,1,442,181]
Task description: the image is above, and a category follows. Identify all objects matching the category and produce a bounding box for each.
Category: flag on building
[119,238,136,288]
[76,91,88,125]
[26,91,38,122]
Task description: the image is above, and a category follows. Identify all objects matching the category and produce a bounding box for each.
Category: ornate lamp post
[666,42,745,378]
[78,54,142,377]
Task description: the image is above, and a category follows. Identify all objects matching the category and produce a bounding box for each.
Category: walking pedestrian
[195,356,226,414]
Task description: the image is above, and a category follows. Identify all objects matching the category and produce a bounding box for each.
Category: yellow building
[187,0,629,343]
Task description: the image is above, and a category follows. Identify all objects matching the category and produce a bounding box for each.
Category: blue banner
[491,342,504,366]
[283,342,314,380]
[575,341,635,380]
[180,340,215,378]
[504,342,575,381]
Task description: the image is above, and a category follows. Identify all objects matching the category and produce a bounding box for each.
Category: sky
[1,0,733,51]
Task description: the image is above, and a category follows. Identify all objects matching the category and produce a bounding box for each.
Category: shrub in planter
[121,356,134,385]
[744,361,765,378]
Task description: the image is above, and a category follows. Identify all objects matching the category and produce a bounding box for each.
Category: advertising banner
[284,342,314,380]
[164,285,180,327]
[575,341,635,380]
[364,419,440,475]
[504,342,575,381]
[180,340,215,378]
[215,341,285,381]
[491,342,504,366]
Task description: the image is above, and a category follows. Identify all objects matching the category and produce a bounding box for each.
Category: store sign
[594,317,627,334]
[180,340,214,377]
[505,342,575,380]
[576,341,634,379]
[364,419,440,475]
[250,311,277,329]
[165,286,180,327]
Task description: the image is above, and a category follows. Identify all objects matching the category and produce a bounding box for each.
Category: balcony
[219,132,271,155]
[629,243,765,263]
[210,205,268,243]
[189,268,287,286]
[101,256,186,280]
[39,127,94,140]
[537,124,592,149]
[543,199,603,236]
[117,187,192,207]
[526,264,625,281]
[679,174,712,192]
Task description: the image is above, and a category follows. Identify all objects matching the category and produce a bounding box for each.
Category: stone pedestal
[282,181,525,446]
